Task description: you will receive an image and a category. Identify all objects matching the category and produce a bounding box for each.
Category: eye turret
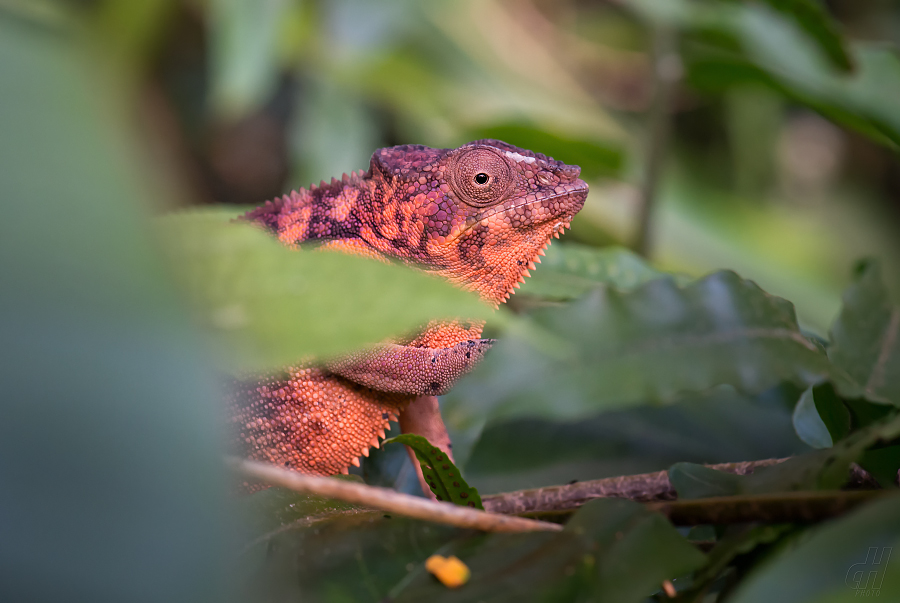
[449,147,512,206]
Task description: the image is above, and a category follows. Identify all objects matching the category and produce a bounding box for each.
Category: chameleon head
[369,139,589,304]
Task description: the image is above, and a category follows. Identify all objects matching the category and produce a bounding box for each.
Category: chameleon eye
[449,148,512,206]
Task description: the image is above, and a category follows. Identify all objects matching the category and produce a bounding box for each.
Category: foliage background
[1,0,899,601]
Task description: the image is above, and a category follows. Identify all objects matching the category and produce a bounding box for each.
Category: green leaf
[568,499,709,602]
[793,384,851,448]
[727,493,900,603]
[450,270,846,423]
[682,524,795,600]
[829,260,900,406]
[669,462,743,499]
[517,243,676,300]
[383,434,483,509]
[460,385,809,493]
[155,209,492,371]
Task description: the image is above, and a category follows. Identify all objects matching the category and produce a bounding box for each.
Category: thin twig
[228,457,562,533]
[635,23,680,257]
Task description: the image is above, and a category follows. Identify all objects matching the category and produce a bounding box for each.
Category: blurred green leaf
[728,493,900,603]
[0,11,228,602]
[517,243,676,300]
[156,209,493,370]
[722,0,853,71]
[393,498,705,602]
[632,0,900,146]
[829,260,900,406]
[468,123,625,179]
[208,0,290,119]
[239,508,462,602]
[450,271,847,424]
[383,434,484,509]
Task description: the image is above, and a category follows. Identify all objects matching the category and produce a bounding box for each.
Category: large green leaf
[829,260,900,406]
[0,12,228,603]
[156,210,493,370]
[728,494,900,602]
[461,385,808,494]
[448,270,847,424]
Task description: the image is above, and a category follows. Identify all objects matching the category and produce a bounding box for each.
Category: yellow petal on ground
[425,554,470,588]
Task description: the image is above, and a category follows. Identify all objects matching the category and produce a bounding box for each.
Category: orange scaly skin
[230,140,588,479]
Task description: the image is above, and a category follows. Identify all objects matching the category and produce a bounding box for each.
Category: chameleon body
[230,140,588,477]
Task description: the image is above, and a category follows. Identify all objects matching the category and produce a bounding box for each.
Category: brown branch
[482,458,880,516]
[228,457,562,533]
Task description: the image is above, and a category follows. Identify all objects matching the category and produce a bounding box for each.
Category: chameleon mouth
[462,181,589,237]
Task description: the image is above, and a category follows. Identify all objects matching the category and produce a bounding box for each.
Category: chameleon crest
[232,140,588,479]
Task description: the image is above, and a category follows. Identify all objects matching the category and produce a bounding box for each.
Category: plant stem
[635,24,680,257]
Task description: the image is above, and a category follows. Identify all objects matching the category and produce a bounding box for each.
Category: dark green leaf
[728,494,900,602]
[829,260,900,406]
[450,271,847,423]
[461,386,809,493]
[383,434,484,509]
[567,499,708,602]
[669,462,743,499]
[393,499,705,603]
[156,210,493,370]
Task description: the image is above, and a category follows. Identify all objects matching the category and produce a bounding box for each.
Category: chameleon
[229,139,588,482]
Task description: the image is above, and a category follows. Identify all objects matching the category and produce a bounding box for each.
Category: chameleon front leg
[399,395,454,500]
[325,339,494,396]
[327,340,490,498]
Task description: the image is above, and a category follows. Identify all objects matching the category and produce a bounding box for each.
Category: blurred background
[2,1,900,598]
[18,0,896,332]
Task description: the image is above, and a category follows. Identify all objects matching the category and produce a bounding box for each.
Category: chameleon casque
[230,139,588,486]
